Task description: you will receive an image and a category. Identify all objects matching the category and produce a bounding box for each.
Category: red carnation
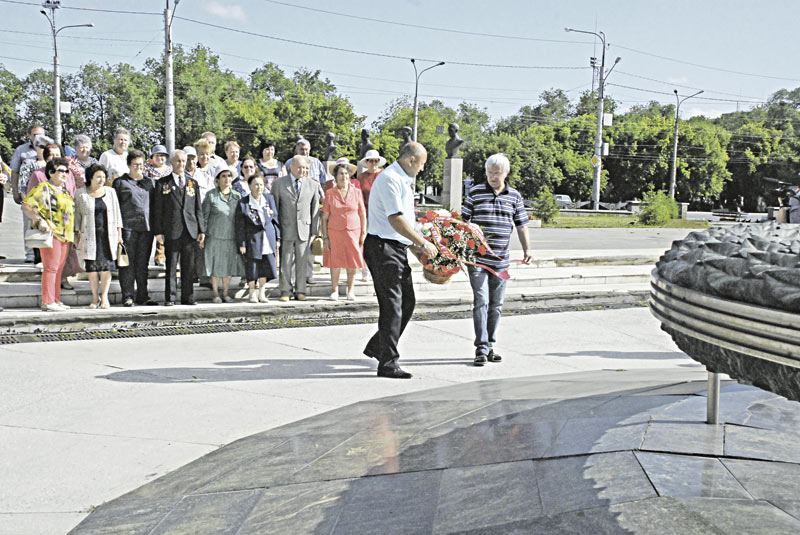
[426,211,437,220]
[478,245,487,255]
[441,238,450,246]
[454,233,462,242]
[451,211,459,218]
[419,217,428,225]
[467,239,476,248]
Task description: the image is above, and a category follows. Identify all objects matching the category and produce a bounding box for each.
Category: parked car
[554,194,573,208]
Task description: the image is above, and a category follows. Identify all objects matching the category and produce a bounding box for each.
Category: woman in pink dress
[321,158,366,301]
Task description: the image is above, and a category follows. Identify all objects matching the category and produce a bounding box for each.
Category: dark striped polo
[461,182,529,272]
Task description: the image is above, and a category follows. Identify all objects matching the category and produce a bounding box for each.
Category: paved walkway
[71,371,800,534]
[2,307,708,534]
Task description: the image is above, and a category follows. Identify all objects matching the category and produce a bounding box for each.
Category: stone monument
[445,122,465,158]
[398,126,412,155]
[358,128,374,161]
[323,132,337,162]
[650,221,800,422]
[442,122,464,212]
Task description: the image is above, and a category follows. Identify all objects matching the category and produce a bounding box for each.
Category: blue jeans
[468,265,507,356]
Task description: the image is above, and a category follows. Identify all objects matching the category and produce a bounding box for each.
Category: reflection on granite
[69,370,800,534]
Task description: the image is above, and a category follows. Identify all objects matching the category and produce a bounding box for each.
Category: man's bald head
[397,142,427,178]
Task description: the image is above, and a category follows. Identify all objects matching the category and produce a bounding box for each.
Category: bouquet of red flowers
[413,210,497,284]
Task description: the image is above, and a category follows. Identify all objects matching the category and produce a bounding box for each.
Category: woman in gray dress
[201,168,244,303]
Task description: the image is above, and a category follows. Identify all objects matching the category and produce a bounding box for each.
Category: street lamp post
[669,89,704,199]
[164,0,181,153]
[411,59,445,142]
[565,28,620,210]
[41,1,93,147]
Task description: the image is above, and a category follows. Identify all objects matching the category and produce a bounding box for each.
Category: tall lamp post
[565,28,620,210]
[164,0,181,153]
[669,89,704,199]
[41,1,93,147]
[411,59,445,141]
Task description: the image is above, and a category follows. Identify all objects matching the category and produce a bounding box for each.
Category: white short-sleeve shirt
[366,161,415,245]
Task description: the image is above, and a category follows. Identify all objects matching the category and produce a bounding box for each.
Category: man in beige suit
[271,155,320,301]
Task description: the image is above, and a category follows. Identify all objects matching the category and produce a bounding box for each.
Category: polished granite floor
[70,369,800,534]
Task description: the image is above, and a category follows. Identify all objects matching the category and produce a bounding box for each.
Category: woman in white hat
[321,158,366,300]
[356,149,385,281]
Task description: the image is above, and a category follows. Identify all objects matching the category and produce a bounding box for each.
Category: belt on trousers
[366,234,409,249]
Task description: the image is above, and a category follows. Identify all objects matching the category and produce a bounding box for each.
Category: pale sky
[0,0,797,126]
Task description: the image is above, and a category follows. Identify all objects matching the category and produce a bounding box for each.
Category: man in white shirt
[99,127,131,181]
[363,142,438,379]
[201,131,227,177]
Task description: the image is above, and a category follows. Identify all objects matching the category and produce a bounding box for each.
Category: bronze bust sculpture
[398,126,412,155]
[323,132,337,161]
[358,128,374,160]
[445,122,465,158]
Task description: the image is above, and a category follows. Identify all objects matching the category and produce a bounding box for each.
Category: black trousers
[119,229,153,303]
[164,230,196,303]
[363,234,416,369]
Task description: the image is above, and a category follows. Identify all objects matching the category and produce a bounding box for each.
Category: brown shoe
[296,293,307,301]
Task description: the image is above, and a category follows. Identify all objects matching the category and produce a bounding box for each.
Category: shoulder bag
[24,185,54,249]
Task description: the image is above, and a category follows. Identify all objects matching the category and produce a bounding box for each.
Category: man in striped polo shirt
[462,153,532,367]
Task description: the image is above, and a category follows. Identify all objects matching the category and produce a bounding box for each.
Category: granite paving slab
[719,458,800,500]
[534,451,657,515]
[640,421,724,456]
[723,424,800,463]
[69,372,800,534]
[433,461,540,534]
[678,497,800,535]
[634,452,750,498]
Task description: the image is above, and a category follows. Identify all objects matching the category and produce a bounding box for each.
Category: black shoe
[473,354,487,367]
[487,350,502,363]
[164,301,175,306]
[144,299,159,306]
[181,299,197,306]
[377,366,412,379]
[123,298,134,307]
[61,281,74,290]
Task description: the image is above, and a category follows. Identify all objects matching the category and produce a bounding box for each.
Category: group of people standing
[3,126,534,381]
[3,126,381,310]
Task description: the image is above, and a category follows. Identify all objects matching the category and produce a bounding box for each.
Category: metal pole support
[707,371,720,424]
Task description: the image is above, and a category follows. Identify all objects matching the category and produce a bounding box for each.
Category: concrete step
[0,250,661,283]
[0,264,653,310]
[0,282,650,338]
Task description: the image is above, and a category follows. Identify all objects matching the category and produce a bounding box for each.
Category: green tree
[0,65,22,159]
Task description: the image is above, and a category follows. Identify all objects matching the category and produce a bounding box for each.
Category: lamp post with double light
[41,1,93,147]
[411,59,445,142]
[565,27,620,210]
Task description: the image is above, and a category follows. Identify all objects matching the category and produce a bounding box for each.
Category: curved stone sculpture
[651,222,800,404]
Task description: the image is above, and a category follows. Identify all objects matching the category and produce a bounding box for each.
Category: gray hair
[485,153,510,174]
[113,127,130,139]
[169,149,187,162]
[295,138,310,149]
[72,134,91,148]
[292,154,310,166]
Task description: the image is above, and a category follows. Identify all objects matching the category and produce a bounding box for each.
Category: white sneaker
[329,291,339,301]
[249,293,259,303]
[346,292,356,301]
[212,296,222,304]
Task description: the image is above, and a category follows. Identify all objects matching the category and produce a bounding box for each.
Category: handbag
[117,242,130,267]
[24,186,54,249]
[311,236,324,256]
[24,225,53,249]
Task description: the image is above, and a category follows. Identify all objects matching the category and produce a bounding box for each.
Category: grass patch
[544,215,709,229]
